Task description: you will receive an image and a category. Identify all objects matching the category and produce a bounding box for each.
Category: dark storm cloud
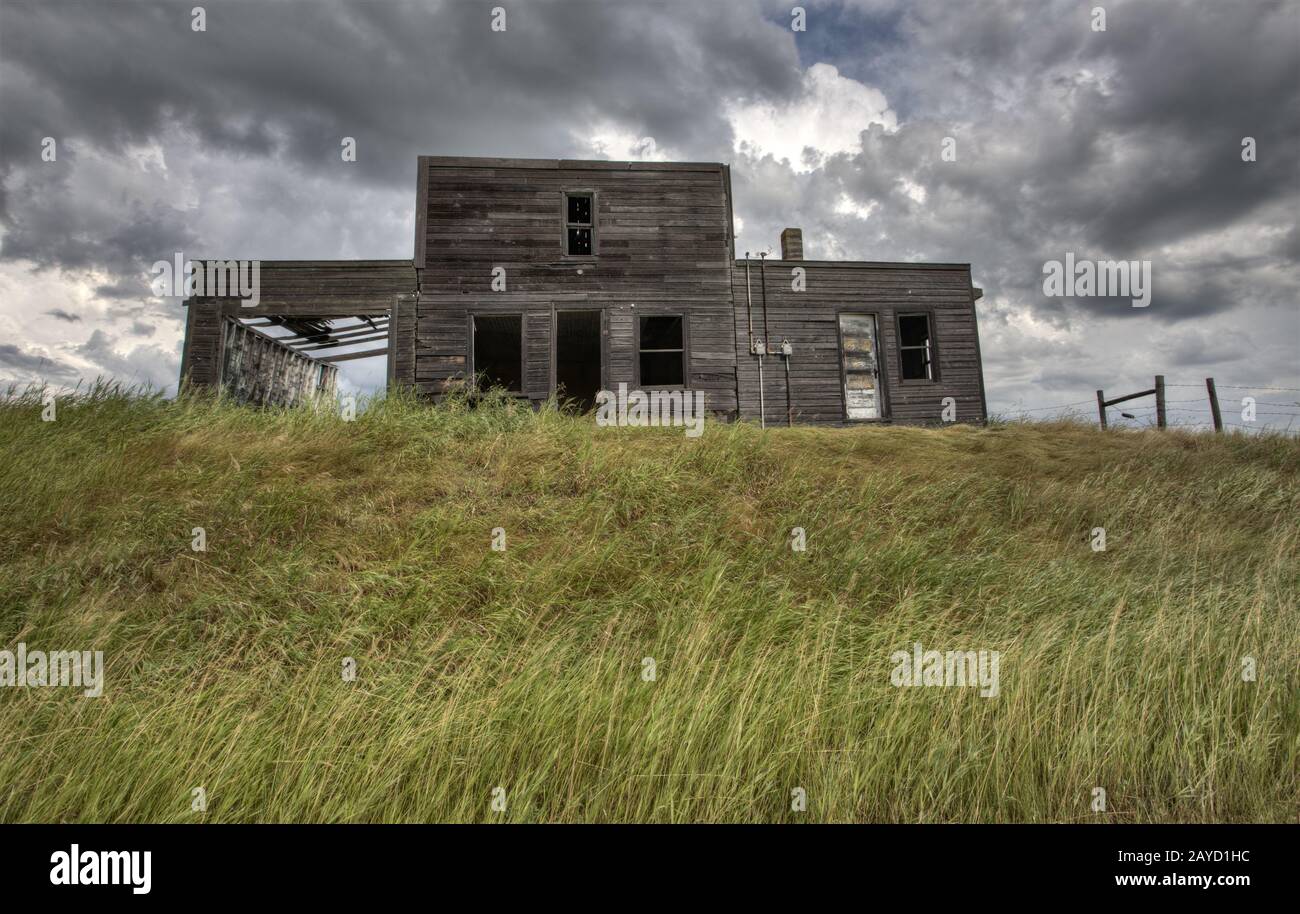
[1163,328,1251,368]
[45,308,81,322]
[0,0,796,277]
[73,329,177,390]
[0,343,79,380]
[0,149,203,286]
[1063,1,1299,257]
[0,0,795,186]
[727,0,1299,331]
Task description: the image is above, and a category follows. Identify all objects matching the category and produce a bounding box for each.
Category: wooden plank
[317,347,390,363]
[277,320,388,344]
[1103,388,1156,407]
[293,332,390,352]
[1207,377,1223,432]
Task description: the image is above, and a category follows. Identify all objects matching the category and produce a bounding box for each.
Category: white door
[838,313,881,420]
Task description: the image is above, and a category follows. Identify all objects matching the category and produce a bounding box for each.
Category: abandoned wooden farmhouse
[180,156,987,425]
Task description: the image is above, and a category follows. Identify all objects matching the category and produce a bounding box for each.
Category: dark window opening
[565,192,594,255]
[567,194,592,224]
[473,314,523,392]
[555,310,602,412]
[898,313,934,381]
[639,315,684,387]
[567,228,592,255]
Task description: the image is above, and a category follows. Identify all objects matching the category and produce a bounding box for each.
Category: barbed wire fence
[999,380,1300,434]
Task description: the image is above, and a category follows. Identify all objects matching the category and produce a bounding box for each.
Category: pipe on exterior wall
[783,348,792,427]
[745,257,765,429]
[744,255,754,344]
[759,253,788,428]
[726,242,742,421]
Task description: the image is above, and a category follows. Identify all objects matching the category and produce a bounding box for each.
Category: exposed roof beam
[295,332,390,352]
[282,322,389,345]
[316,347,389,363]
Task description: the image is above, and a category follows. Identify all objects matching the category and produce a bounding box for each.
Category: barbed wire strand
[1166,383,1300,392]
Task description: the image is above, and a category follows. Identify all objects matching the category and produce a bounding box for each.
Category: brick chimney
[780,227,803,261]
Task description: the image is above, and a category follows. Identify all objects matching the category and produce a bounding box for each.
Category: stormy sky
[1,0,1297,429]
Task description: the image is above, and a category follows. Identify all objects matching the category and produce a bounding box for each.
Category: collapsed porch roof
[183,259,414,350]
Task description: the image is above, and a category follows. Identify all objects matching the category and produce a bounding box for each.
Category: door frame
[550,306,607,401]
[467,310,526,395]
[835,309,890,421]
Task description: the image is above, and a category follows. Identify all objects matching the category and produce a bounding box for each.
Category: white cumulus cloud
[724,63,897,171]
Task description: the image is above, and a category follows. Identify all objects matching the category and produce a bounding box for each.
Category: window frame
[634,310,689,390]
[468,311,526,395]
[836,310,889,422]
[895,310,940,384]
[561,190,598,259]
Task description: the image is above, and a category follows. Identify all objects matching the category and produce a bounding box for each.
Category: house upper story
[414,156,735,296]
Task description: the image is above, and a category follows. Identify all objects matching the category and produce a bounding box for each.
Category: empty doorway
[554,310,602,411]
[471,313,524,393]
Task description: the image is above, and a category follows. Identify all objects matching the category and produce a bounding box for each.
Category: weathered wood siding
[731,260,986,425]
[219,319,338,407]
[413,157,737,413]
[388,293,418,387]
[178,296,228,389]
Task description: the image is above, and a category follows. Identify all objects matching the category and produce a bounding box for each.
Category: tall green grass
[0,382,1296,822]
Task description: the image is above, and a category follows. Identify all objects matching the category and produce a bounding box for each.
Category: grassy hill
[0,385,1296,822]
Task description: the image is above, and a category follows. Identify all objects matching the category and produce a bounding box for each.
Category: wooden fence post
[1155,375,1166,429]
[1096,390,1107,429]
[1206,377,1223,433]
